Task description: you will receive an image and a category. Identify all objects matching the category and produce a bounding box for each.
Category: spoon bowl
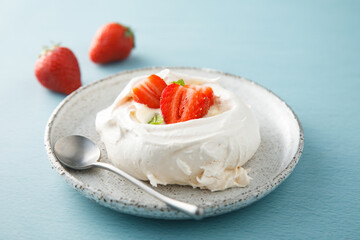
[54,135,100,170]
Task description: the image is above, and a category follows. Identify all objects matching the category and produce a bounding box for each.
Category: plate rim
[44,66,304,218]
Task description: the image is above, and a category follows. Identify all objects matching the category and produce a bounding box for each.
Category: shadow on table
[93,54,156,73]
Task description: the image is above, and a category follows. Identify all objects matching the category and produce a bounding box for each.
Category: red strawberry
[186,85,215,106]
[132,74,167,108]
[89,22,135,64]
[160,83,211,124]
[34,45,81,95]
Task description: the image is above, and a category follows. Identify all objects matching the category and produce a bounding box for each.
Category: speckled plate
[45,67,304,220]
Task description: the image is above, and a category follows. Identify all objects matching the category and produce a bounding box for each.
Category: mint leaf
[172,79,185,86]
[148,114,164,125]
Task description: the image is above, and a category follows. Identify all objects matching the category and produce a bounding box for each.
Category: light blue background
[0,0,359,239]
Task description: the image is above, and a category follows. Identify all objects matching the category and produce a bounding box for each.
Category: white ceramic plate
[45,67,304,219]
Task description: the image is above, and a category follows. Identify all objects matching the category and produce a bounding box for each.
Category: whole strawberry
[89,22,135,64]
[35,45,81,95]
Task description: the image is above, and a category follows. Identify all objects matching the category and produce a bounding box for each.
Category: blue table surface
[1,0,359,239]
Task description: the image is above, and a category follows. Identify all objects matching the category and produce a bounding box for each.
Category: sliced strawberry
[185,85,215,106]
[180,88,211,122]
[160,83,185,123]
[132,74,167,108]
[160,83,211,124]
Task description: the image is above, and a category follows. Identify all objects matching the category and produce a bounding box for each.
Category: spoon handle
[91,162,204,219]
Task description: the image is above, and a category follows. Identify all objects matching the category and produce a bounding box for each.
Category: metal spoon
[54,135,204,219]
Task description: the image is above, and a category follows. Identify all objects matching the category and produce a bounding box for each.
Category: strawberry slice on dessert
[160,83,212,124]
[186,85,215,106]
[132,74,167,108]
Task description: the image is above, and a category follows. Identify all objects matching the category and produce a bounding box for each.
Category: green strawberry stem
[125,27,135,48]
[172,79,185,86]
[39,43,61,58]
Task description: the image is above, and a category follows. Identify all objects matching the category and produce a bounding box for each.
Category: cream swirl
[96,69,261,191]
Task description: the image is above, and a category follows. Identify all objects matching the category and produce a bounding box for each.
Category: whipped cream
[96,69,261,191]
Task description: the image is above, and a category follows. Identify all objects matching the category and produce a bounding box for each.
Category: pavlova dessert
[96,69,260,191]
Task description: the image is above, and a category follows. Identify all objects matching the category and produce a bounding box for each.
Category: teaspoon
[54,135,204,219]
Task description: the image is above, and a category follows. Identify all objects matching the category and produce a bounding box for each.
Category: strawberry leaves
[172,79,185,86]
